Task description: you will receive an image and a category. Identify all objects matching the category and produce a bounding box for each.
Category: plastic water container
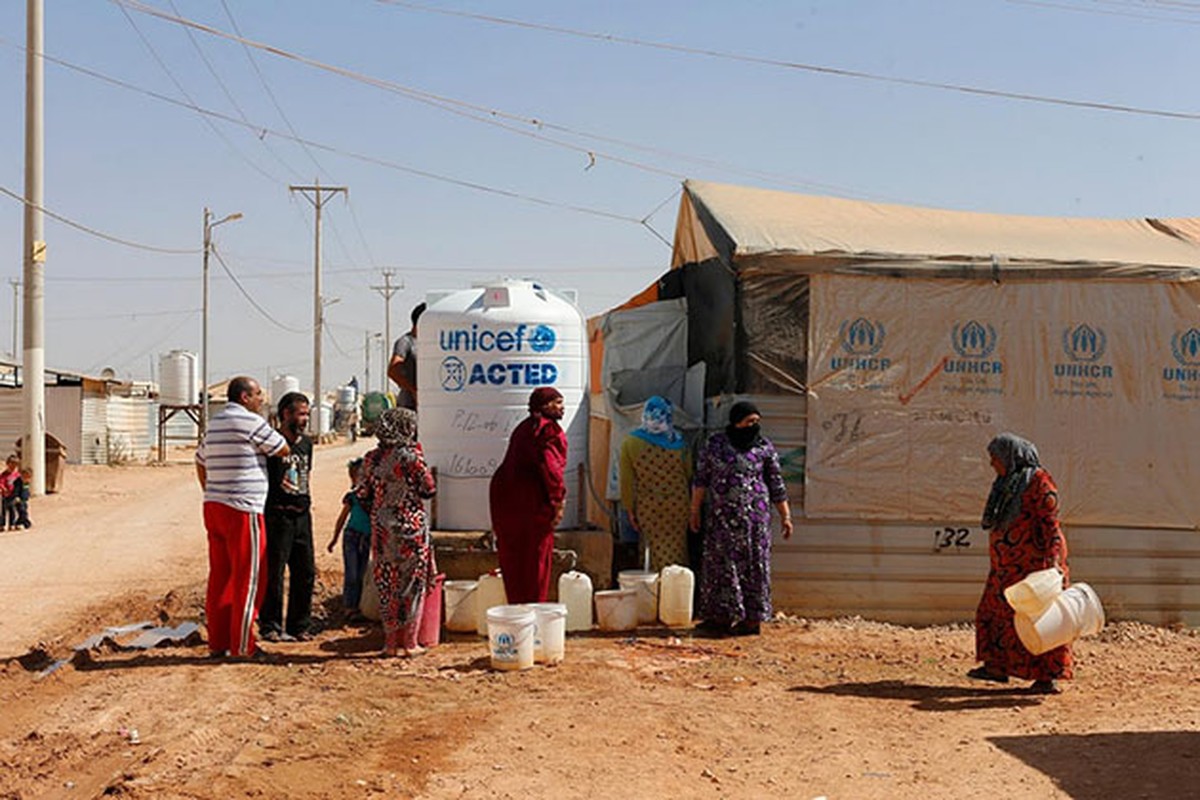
[1004,567,1064,618]
[527,602,568,664]
[594,588,639,631]
[1014,582,1106,655]
[418,573,444,647]
[443,580,478,632]
[359,560,381,622]
[475,571,508,636]
[618,570,659,625]
[486,605,536,671]
[658,565,695,627]
[558,570,594,632]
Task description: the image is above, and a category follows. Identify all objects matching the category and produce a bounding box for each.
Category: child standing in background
[14,468,32,529]
[0,455,19,531]
[328,458,371,622]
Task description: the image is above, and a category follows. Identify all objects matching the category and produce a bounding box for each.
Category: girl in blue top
[328,458,372,621]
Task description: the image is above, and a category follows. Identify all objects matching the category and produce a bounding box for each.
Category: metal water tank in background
[158,350,198,405]
[418,279,588,531]
[270,374,301,406]
[337,384,357,406]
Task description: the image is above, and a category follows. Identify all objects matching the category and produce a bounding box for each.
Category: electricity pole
[289,181,346,436]
[201,208,242,432]
[23,0,45,495]
[369,269,403,368]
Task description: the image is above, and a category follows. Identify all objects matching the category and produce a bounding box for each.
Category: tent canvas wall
[592,179,1200,625]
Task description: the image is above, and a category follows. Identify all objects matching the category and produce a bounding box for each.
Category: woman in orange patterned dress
[619,396,691,571]
[970,433,1072,694]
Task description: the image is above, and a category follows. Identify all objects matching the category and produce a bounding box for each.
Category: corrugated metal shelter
[0,361,154,465]
[590,180,1200,626]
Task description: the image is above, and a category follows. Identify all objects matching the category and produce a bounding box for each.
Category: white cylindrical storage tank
[337,384,357,406]
[270,374,301,406]
[158,350,198,405]
[419,279,587,531]
[319,402,333,435]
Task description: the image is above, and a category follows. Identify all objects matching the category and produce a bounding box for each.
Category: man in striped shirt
[196,376,290,659]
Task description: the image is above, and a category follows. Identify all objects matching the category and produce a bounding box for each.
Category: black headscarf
[981,432,1041,530]
[726,401,762,452]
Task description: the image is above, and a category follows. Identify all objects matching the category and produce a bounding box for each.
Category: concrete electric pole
[23,0,45,495]
[288,181,347,436]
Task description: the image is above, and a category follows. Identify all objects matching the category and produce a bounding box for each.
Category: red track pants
[204,502,267,657]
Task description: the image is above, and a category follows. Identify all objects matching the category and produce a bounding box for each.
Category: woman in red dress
[970,433,1072,694]
[489,387,568,604]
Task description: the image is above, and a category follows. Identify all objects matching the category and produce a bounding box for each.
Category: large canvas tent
[590,179,1200,625]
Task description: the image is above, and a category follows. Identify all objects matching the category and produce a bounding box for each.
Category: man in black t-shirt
[260,392,316,642]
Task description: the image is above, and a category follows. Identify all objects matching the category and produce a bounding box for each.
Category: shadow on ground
[788,679,1044,712]
[988,731,1200,799]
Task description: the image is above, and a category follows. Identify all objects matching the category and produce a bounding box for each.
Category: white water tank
[270,375,301,406]
[419,279,588,531]
[158,350,198,405]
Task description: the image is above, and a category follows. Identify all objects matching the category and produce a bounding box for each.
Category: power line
[114,1,281,184]
[0,183,197,254]
[164,0,303,179]
[377,0,1200,122]
[219,0,332,181]
[19,45,649,227]
[209,245,307,334]
[1007,0,1200,23]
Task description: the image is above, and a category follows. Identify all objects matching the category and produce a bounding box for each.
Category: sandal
[966,666,1009,683]
[1029,680,1061,694]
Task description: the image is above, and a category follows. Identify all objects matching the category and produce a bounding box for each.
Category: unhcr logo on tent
[831,317,890,371]
[1055,323,1113,379]
[946,320,1002,375]
[1165,328,1200,381]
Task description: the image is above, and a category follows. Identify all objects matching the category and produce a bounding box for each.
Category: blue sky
[0,1,1197,393]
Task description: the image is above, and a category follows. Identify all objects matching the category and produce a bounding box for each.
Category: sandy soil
[1,443,1198,799]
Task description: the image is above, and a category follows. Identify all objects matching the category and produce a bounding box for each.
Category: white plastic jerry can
[558,570,594,632]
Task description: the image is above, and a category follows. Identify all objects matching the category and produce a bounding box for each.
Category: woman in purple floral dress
[689,402,792,636]
[357,408,437,657]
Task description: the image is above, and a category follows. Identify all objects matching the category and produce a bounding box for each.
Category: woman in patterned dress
[970,432,1072,694]
[689,401,792,636]
[619,396,692,572]
[357,408,437,657]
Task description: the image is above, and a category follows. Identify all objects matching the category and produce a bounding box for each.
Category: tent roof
[672,180,1200,276]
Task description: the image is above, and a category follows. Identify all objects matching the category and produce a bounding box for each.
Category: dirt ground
[1,442,1198,799]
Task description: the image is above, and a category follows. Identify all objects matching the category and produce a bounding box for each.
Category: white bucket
[1004,567,1064,618]
[443,580,478,633]
[617,570,659,625]
[475,572,508,636]
[486,605,536,671]
[558,570,594,632]
[658,565,695,627]
[1014,582,1106,655]
[527,602,568,664]
[594,588,639,631]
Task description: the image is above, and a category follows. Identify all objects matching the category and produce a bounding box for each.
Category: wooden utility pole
[369,269,403,364]
[288,181,346,436]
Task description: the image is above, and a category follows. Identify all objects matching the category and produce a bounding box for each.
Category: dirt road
[1,442,1199,799]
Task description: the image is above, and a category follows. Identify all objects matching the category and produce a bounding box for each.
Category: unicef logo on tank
[830,317,889,372]
[438,323,556,354]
